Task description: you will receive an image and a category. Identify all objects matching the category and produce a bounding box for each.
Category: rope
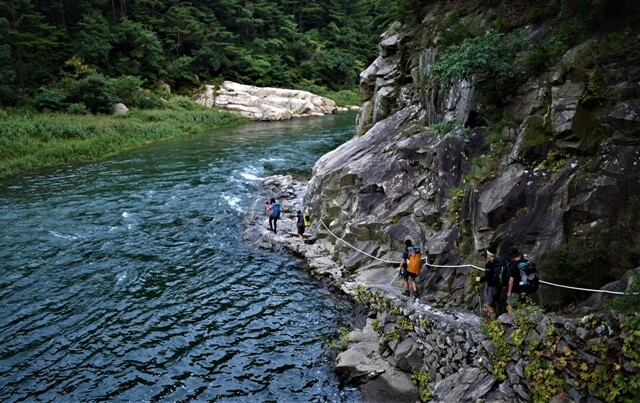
[318,219,636,296]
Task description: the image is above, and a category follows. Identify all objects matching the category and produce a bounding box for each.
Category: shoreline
[243,174,423,400]
[242,174,640,402]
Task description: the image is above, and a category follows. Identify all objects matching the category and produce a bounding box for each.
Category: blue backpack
[271,202,280,218]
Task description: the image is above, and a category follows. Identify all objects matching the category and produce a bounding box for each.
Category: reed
[0,108,247,178]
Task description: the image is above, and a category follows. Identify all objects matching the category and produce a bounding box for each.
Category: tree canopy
[0,0,400,106]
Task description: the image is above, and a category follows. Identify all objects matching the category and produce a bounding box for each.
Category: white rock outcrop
[194,81,337,121]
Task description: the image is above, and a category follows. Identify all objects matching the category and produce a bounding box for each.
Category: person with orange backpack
[399,239,422,297]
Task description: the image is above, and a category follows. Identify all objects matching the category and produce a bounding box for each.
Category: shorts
[483,286,501,307]
[401,268,417,279]
[297,225,305,235]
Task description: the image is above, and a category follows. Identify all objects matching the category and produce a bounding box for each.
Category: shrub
[166,95,201,111]
[66,103,89,115]
[34,86,67,112]
[426,29,519,86]
[606,272,640,313]
[111,75,143,105]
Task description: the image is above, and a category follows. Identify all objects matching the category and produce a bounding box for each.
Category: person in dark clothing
[505,246,525,311]
[475,246,507,317]
[398,239,421,297]
[295,210,305,243]
[268,198,280,234]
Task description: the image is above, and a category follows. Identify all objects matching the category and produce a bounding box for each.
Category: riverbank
[245,175,640,402]
[0,106,246,179]
[243,174,423,401]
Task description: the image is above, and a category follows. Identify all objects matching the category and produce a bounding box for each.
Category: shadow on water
[0,112,360,401]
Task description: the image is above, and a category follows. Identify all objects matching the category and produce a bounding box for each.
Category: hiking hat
[486,246,497,256]
[506,246,520,259]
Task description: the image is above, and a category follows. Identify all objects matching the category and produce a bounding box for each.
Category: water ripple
[0,113,359,402]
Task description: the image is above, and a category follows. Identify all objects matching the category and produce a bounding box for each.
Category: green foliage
[411,369,433,402]
[606,273,640,313]
[34,87,67,112]
[579,70,609,107]
[111,75,144,105]
[538,150,572,173]
[426,29,519,86]
[0,0,385,100]
[397,316,414,331]
[327,326,352,350]
[544,240,598,291]
[481,318,510,381]
[66,103,89,115]
[0,106,246,178]
[68,73,117,114]
[371,318,382,335]
[523,115,552,150]
[427,120,459,137]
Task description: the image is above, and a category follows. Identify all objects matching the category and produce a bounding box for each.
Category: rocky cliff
[304,2,640,310]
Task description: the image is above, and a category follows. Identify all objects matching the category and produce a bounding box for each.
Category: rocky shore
[244,175,640,402]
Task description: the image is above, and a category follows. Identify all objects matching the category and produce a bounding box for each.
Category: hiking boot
[402,290,410,296]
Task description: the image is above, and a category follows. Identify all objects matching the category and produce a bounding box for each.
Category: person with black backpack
[505,246,540,311]
[475,246,508,317]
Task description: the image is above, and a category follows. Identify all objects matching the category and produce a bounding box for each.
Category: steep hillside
[304,0,640,310]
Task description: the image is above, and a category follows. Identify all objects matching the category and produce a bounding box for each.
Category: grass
[0,107,247,179]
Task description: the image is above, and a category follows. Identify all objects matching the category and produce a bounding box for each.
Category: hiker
[475,246,508,317]
[268,198,280,234]
[505,246,541,310]
[295,210,305,243]
[398,239,422,297]
[506,246,540,311]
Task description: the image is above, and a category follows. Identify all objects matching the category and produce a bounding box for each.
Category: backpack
[303,212,311,227]
[406,246,422,275]
[517,260,539,294]
[493,257,509,287]
[271,202,280,218]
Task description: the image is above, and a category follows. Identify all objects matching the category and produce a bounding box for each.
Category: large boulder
[194,81,337,121]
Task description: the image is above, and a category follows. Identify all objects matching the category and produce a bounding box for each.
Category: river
[0,112,360,402]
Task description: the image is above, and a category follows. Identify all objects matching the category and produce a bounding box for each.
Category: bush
[66,103,89,115]
[426,29,520,85]
[606,272,640,313]
[165,95,201,111]
[68,73,116,114]
[111,75,143,105]
[34,86,67,112]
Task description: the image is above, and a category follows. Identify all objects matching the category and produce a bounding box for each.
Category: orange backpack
[406,246,422,275]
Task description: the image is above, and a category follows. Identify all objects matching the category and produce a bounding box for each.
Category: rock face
[245,176,640,402]
[194,81,337,121]
[304,11,640,309]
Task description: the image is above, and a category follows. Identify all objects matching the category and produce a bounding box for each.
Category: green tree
[0,18,17,104]
[0,0,62,94]
[73,11,112,68]
[68,73,117,113]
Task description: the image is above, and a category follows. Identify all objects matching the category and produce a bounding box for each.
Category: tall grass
[0,108,246,178]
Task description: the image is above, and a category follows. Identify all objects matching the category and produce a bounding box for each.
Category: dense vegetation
[0,99,246,178]
[0,0,403,110]
[0,0,405,178]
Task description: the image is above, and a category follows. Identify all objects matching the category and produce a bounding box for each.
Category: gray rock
[433,367,496,402]
[194,81,337,121]
[111,103,128,114]
[394,337,424,372]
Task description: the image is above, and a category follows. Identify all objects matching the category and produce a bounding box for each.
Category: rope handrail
[319,219,635,296]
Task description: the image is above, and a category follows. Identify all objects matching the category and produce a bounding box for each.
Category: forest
[0,0,410,111]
